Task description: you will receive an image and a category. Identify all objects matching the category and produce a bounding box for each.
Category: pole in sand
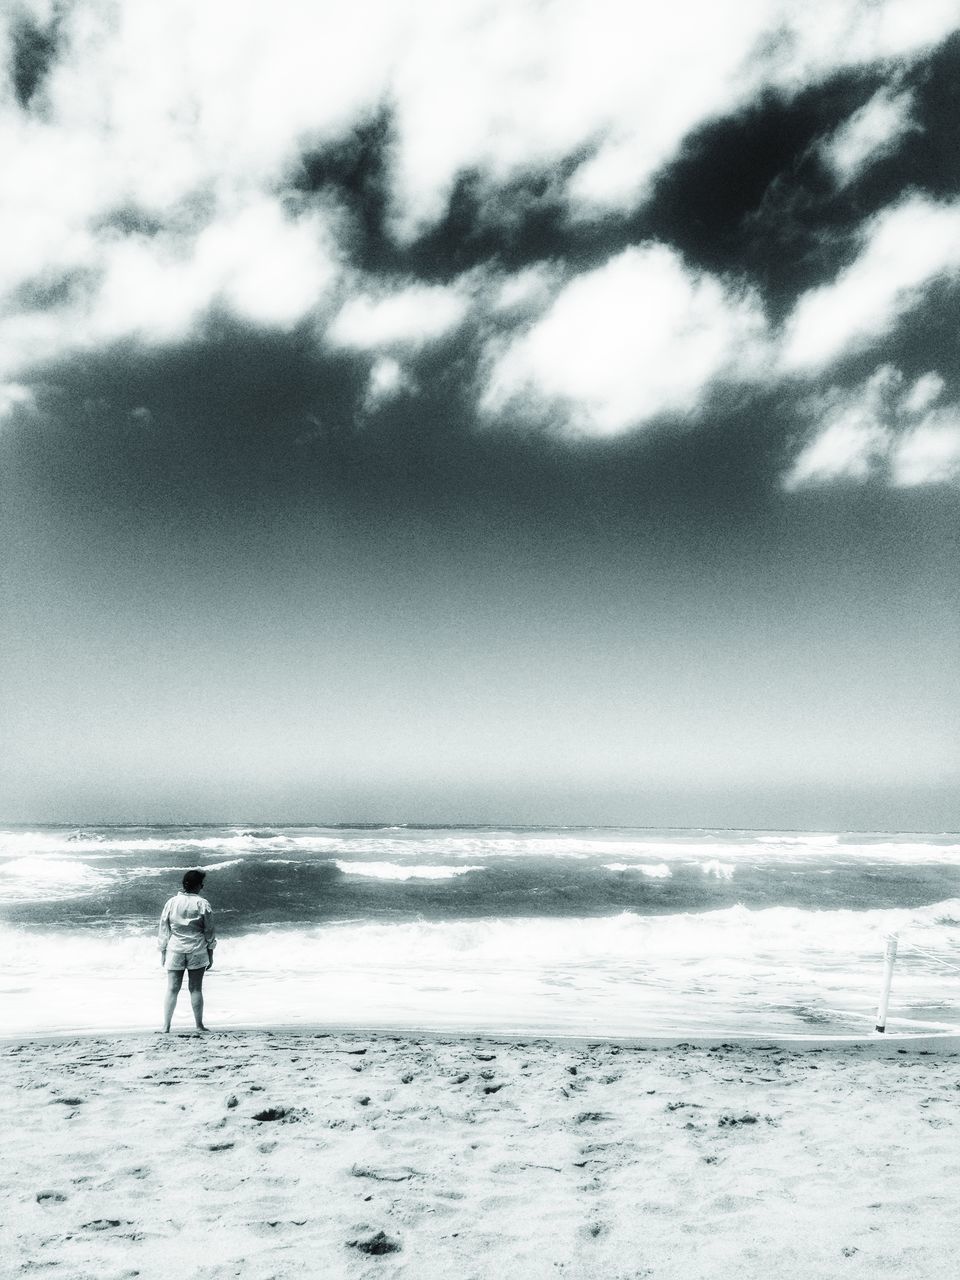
[875,933,898,1033]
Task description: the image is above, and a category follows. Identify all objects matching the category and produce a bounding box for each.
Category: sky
[1,0,958,829]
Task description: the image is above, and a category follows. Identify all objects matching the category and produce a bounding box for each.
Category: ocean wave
[6,899,958,972]
[0,857,104,902]
[2,827,959,868]
[700,860,735,880]
[118,858,247,878]
[604,863,672,878]
[756,834,839,847]
[332,861,484,881]
[6,900,960,1039]
[0,831,300,857]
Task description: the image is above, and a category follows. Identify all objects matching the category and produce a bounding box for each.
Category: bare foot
[195,1024,209,1033]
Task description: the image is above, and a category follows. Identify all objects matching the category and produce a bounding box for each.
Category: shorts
[165,947,209,972]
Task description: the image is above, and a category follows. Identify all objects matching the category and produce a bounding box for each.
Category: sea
[2,825,959,1039]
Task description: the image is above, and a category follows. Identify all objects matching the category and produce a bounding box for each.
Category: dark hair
[182,869,206,893]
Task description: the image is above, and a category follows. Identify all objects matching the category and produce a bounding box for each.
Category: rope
[897,939,960,976]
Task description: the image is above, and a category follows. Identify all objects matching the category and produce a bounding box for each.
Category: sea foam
[0,857,104,902]
[4,900,960,1037]
[332,861,484,881]
[604,863,672,877]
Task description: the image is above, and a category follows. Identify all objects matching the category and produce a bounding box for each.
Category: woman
[158,868,217,1033]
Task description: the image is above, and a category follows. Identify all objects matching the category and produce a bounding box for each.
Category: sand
[3,1030,960,1280]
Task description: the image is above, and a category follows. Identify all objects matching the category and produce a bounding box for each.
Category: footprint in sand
[252,1106,305,1123]
[346,1228,401,1255]
[351,1164,420,1183]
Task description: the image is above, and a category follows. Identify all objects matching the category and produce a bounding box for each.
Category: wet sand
[3,1030,960,1279]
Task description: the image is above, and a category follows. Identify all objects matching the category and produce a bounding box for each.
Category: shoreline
[4,1021,960,1054]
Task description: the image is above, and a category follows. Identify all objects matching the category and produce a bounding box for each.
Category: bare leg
[188,967,207,1030]
[163,970,184,1032]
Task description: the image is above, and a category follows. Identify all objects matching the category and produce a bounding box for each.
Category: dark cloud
[400,163,583,280]
[436,39,955,326]
[7,313,790,544]
[287,52,957,324]
[290,109,396,270]
[737,39,960,319]
[8,264,96,313]
[10,11,61,110]
[646,78,871,266]
[292,111,584,283]
[891,30,960,199]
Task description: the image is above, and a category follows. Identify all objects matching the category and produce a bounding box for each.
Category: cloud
[387,0,960,236]
[783,364,960,489]
[0,1,394,380]
[93,201,340,341]
[0,199,341,382]
[783,366,898,489]
[1,0,955,283]
[481,244,769,436]
[489,265,560,317]
[818,87,917,186]
[780,196,960,372]
[326,279,470,352]
[0,382,33,423]
[9,6,61,110]
[363,356,415,411]
[2,0,960,467]
[891,416,960,486]
[900,371,945,414]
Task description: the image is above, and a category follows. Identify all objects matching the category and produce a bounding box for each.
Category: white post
[875,934,898,1033]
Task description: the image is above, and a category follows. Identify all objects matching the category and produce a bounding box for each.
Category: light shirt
[158,892,217,959]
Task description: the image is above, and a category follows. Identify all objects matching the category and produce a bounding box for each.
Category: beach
[5,1029,960,1280]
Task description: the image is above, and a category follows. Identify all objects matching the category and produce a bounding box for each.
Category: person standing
[159,869,216,1032]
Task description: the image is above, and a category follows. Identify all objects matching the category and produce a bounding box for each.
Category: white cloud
[784,364,960,490]
[489,265,560,316]
[819,88,917,186]
[1,0,954,286]
[93,201,339,342]
[481,244,769,436]
[891,417,960,487]
[363,356,415,411]
[206,204,341,329]
[0,199,341,382]
[2,0,959,411]
[780,197,960,372]
[387,0,960,235]
[784,418,892,490]
[900,371,945,415]
[0,382,33,423]
[326,280,470,352]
